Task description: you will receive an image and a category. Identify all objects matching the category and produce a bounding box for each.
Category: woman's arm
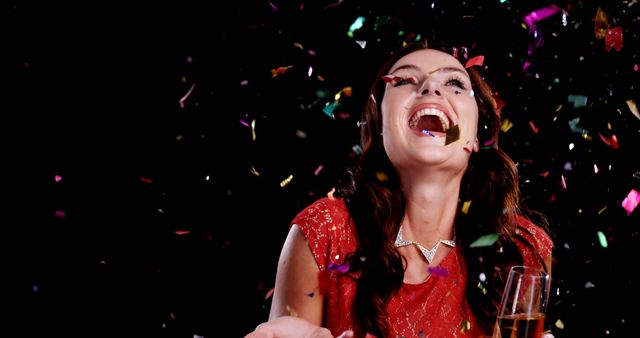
[269,224,324,325]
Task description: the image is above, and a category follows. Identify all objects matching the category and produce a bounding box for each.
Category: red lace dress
[293,197,553,338]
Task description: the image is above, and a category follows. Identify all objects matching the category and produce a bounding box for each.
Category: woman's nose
[419,81,442,96]
[420,88,441,96]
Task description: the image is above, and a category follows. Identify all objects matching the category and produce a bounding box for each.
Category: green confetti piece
[597,231,608,248]
[469,233,500,248]
[323,102,338,118]
[347,16,365,38]
[568,94,588,108]
[445,124,460,145]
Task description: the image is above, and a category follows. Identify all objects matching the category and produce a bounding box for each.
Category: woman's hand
[244,316,353,338]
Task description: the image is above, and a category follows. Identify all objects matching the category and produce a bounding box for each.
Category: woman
[247,41,553,338]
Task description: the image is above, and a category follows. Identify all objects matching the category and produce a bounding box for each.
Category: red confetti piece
[139,176,153,184]
[598,132,619,149]
[365,333,377,338]
[264,288,274,300]
[318,270,330,295]
[492,92,506,111]
[381,75,402,83]
[529,120,539,134]
[271,65,293,78]
[605,27,623,52]
[464,55,485,68]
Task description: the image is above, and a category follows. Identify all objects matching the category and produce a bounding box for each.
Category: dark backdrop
[5,1,639,337]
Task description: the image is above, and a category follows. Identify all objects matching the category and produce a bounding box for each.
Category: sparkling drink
[492,266,549,338]
[494,313,545,338]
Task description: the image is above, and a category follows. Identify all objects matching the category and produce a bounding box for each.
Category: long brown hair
[339,41,549,337]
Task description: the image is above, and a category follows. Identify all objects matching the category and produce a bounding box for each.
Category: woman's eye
[393,77,418,87]
[446,78,467,89]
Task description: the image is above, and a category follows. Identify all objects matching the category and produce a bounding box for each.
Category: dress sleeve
[515,215,554,268]
[291,197,353,272]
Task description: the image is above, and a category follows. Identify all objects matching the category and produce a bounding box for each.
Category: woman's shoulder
[292,195,349,227]
[291,194,355,271]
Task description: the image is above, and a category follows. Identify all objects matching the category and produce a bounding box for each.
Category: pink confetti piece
[179,83,195,109]
[54,175,63,182]
[523,5,562,28]
[174,230,191,235]
[598,132,619,149]
[605,27,623,52]
[314,165,324,176]
[365,333,377,338]
[464,55,485,68]
[622,189,639,215]
[268,1,277,11]
[54,210,66,218]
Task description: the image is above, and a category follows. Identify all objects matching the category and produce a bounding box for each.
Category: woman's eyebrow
[388,64,469,79]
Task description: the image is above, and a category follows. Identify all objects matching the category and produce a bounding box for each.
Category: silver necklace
[394,225,456,264]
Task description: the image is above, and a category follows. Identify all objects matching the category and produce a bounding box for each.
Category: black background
[5,1,640,337]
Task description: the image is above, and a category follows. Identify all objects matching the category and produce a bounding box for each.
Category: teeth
[408,108,450,130]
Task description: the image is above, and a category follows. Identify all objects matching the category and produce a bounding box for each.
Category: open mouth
[408,108,451,134]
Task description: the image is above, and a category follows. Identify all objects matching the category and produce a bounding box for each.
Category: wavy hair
[338,41,549,337]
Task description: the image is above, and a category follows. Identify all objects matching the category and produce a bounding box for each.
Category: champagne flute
[493,265,550,338]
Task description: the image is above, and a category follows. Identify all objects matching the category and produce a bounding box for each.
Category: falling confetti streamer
[179,83,195,109]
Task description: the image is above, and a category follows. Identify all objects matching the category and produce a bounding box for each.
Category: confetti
[445,124,460,145]
[622,189,639,215]
[469,233,500,247]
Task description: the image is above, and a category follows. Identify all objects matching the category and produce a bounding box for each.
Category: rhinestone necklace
[394,225,456,264]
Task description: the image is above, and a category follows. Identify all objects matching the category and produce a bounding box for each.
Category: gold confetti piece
[459,319,472,333]
[375,171,388,182]
[249,166,261,176]
[626,99,640,120]
[251,119,257,141]
[342,86,352,97]
[598,205,608,215]
[501,118,513,132]
[555,319,565,329]
[594,7,609,39]
[286,305,298,317]
[461,200,472,214]
[280,174,293,188]
[293,42,304,49]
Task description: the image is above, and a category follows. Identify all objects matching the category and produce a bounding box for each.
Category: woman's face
[380,48,479,174]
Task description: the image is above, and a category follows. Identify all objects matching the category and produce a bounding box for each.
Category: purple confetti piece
[428,266,449,277]
[328,262,350,273]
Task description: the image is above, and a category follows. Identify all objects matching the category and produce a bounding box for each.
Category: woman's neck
[400,175,462,247]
